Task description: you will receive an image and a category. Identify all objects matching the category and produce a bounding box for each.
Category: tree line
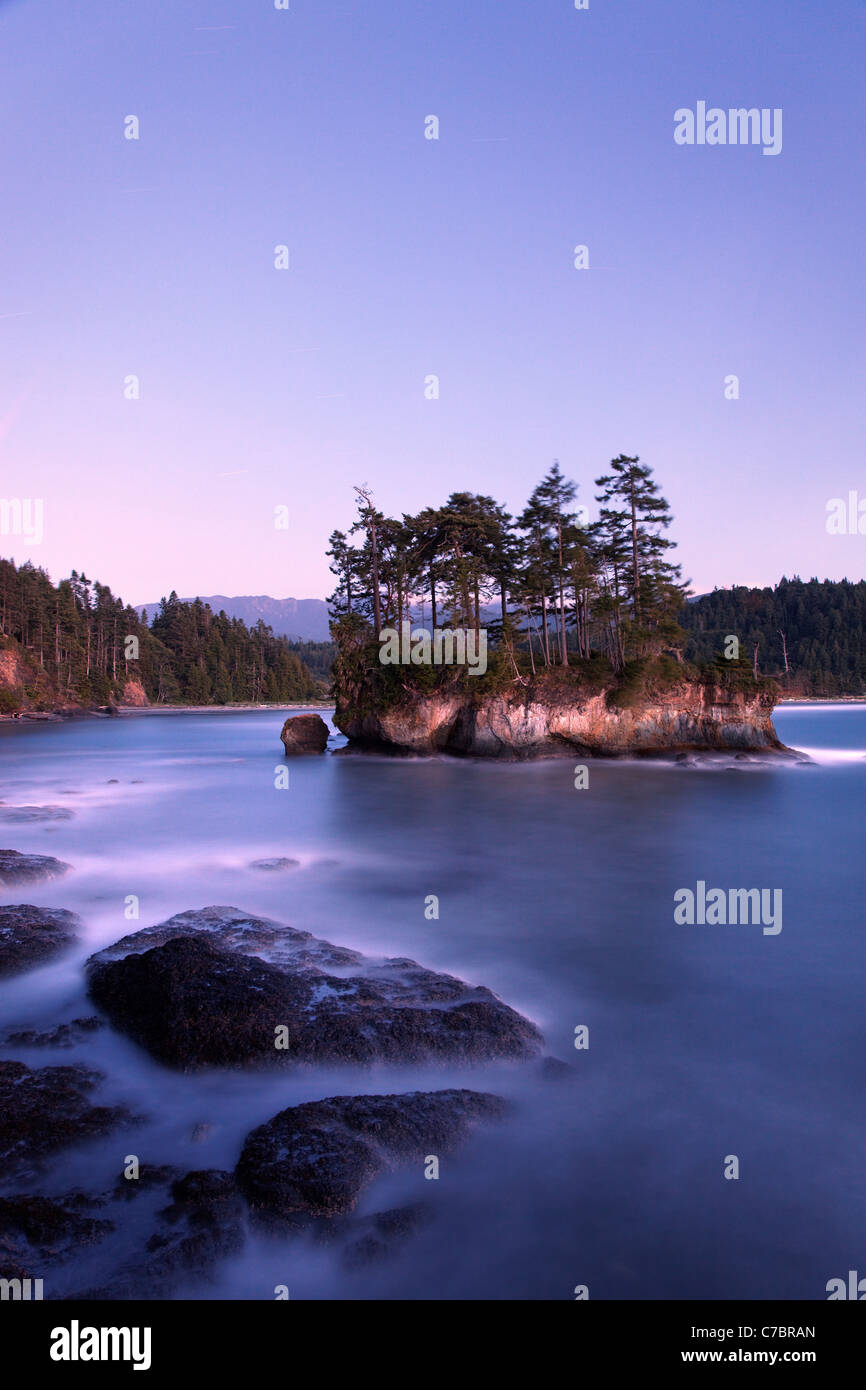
[0,558,320,710]
[327,456,688,676]
[681,577,866,696]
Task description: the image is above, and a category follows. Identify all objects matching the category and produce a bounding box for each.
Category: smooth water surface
[0,703,863,1300]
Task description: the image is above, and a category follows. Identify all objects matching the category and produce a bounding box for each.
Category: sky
[0,0,864,604]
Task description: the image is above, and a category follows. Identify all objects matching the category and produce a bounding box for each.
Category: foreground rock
[0,904,80,977]
[236,1089,507,1226]
[342,1204,430,1268]
[0,849,72,886]
[280,713,329,755]
[0,1060,135,1180]
[86,907,543,1070]
[74,1168,246,1300]
[2,1017,103,1049]
[140,1170,246,1282]
[0,1194,113,1279]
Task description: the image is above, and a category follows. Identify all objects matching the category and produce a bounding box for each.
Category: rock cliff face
[334,680,784,757]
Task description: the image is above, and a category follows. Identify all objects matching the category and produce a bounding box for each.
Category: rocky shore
[0,882,556,1296]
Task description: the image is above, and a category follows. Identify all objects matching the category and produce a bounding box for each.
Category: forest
[325,455,734,710]
[681,577,866,696]
[327,457,689,681]
[328,460,865,702]
[0,558,320,711]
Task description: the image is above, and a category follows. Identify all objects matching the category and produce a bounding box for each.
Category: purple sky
[1,0,864,604]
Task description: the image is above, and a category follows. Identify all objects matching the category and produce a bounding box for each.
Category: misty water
[1,704,864,1301]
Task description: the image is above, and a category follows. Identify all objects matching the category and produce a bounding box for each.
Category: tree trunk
[557,520,568,665]
[370,523,382,638]
[629,474,641,623]
[523,602,537,677]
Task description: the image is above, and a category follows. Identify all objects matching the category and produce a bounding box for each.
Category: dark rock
[248,857,300,872]
[112,1165,180,1201]
[86,907,543,1070]
[0,1194,113,1268]
[342,1204,430,1269]
[0,849,72,886]
[73,1169,245,1300]
[280,713,329,755]
[537,1056,575,1082]
[3,1017,103,1049]
[236,1089,507,1227]
[0,1060,136,1181]
[0,805,74,822]
[0,904,80,978]
[136,1170,245,1283]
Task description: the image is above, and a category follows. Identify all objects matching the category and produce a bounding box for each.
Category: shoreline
[0,701,335,723]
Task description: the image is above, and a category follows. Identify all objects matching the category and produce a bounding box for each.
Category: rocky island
[324,459,787,758]
[332,656,783,757]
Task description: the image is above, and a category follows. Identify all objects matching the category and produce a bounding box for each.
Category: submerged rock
[0,1060,135,1180]
[236,1089,507,1226]
[279,713,329,755]
[73,1168,245,1300]
[342,1204,431,1268]
[0,805,74,822]
[86,906,543,1070]
[143,1170,245,1279]
[0,904,80,977]
[2,1016,103,1048]
[0,849,72,886]
[0,1194,113,1270]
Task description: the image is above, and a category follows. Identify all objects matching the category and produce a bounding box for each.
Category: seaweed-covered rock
[0,1194,113,1269]
[0,905,80,978]
[236,1089,507,1226]
[3,1017,102,1049]
[0,1060,135,1180]
[86,907,542,1070]
[0,849,72,886]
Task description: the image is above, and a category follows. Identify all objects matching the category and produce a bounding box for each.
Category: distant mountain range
[136,595,331,642]
[134,589,715,643]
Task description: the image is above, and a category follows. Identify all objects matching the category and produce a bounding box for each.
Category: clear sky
[1,0,864,604]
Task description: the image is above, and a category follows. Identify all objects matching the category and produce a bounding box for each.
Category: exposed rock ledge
[334,680,787,758]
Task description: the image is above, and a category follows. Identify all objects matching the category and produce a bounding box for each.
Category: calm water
[0,703,864,1300]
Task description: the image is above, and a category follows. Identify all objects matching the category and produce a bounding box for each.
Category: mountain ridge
[136,595,330,642]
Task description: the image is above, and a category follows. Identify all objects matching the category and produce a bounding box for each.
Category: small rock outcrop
[0,904,80,977]
[279,713,329,755]
[0,1194,113,1278]
[0,1060,135,1180]
[236,1089,507,1226]
[2,1017,102,1049]
[85,906,542,1070]
[0,849,72,886]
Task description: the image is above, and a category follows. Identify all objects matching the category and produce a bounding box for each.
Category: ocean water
[0,702,864,1301]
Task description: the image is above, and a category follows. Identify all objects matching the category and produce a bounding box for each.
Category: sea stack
[280,713,329,755]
